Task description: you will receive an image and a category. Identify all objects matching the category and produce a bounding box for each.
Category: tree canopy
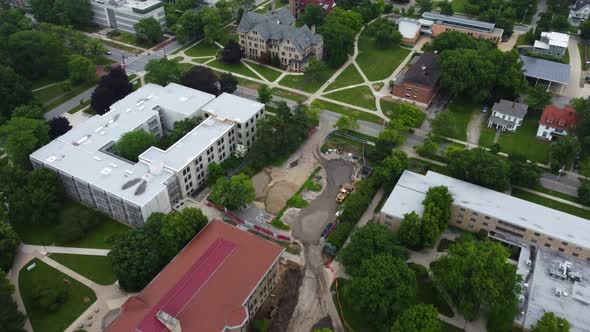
[0,220,20,272]
[0,65,32,120]
[91,66,133,115]
[321,9,363,68]
[0,269,26,332]
[447,148,511,191]
[113,130,158,162]
[532,312,570,332]
[335,115,359,131]
[145,58,183,86]
[549,135,580,172]
[181,66,220,95]
[30,0,93,28]
[391,304,440,332]
[209,174,256,209]
[0,117,49,169]
[134,17,163,44]
[68,54,96,84]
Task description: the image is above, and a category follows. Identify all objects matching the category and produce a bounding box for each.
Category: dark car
[321,223,334,239]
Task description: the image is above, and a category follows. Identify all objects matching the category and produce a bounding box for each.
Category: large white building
[90,0,166,34]
[30,83,264,226]
[532,31,569,58]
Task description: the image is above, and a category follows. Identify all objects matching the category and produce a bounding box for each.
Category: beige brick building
[238,8,323,72]
[420,12,504,44]
[379,171,590,261]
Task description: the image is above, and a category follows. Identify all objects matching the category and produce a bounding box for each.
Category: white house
[536,105,578,141]
[532,32,569,58]
[487,99,528,132]
[569,0,590,25]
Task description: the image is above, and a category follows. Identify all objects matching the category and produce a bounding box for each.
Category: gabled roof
[105,220,284,332]
[492,99,528,119]
[238,9,322,54]
[399,52,441,87]
[540,105,578,130]
[574,0,590,11]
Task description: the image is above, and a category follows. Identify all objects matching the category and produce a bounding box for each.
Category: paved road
[540,172,581,197]
[104,44,137,64]
[44,85,96,120]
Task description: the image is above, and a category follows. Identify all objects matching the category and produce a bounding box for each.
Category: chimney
[311,25,316,34]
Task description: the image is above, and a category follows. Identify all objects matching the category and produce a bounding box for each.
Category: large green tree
[145,58,183,86]
[0,221,20,272]
[525,85,552,111]
[431,237,520,320]
[0,270,26,332]
[159,208,208,258]
[134,17,164,44]
[209,174,255,209]
[447,148,511,191]
[30,0,93,28]
[8,30,67,80]
[339,223,409,275]
[0,117,49,169]
[201,7,223,44]
[299,3,325,27]
[378,149,408,190]
[532,312,570,332]
[68,55,96,84]
[334,115,359,131]
[550,135,580,171]
[0,66,32,120]
[391,304,440,332]
[348,255,416,330]
[321,9,363,68]
[508,153,541,188]
[175,10,204,44]
[113,130,158,162]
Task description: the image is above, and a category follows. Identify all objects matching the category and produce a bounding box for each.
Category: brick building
[420,12,504,44]
[392,52,441,105]
[105,220,284,332]
[288,0,335,19]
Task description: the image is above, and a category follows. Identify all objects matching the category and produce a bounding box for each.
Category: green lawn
[68,99,91,114]
[246,62,282,82]
[208,59,259,79]
[19,258,97,332]
[325,64,365,91]
[512,189,590,220]
[108,30,162,49]
[356,29,411,81]
[44,82,96,111]
[34,81,96,110]
[324,86,376,110]
[515,34,529,48]
[237,77,263,90]
[532,185,581,204]
[415,270,455,317]
[271,88,308,103]
[381,99,426,128]
[408,158,450,176]
[31,77,64,90]
[451,0,469,13]
[478,127,497,148]
[14,199,131,249]
[496,113,550,163]
[50,254,117,285]
[312,99,384,124]
[178,62,195,73]
[34,83,69,105]
[579,43,587,70]
[100,39,143,54]
[278,67,338,93]
[446,99,478,141]
[185,41,221,57]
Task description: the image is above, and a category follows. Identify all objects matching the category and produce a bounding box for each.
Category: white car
[482,106,488,113]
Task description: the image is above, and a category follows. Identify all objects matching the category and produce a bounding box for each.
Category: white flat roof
[382,170,590,249]
[201,93,264,123]
[534,40,550,50]
[541,31,570,48]
[396,17,421,39]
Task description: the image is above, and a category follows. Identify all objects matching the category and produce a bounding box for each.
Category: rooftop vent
[101,167,112,175]
[93,156,103,161]
[179,96,188,102]
[46,156,57,163]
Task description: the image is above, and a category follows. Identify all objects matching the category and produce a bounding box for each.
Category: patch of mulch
[267,266,304,332]
[311,315,333,331]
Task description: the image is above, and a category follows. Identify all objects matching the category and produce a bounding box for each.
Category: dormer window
[547,119,554,124]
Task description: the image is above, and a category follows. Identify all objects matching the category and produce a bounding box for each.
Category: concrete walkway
[20,244,110,256]
[44,85,96,120]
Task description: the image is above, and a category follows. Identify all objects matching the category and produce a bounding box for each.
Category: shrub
[55,206,101,243]
[31,284,68,312]
[326,222,355,250]
[271,219,291,230]
[287,195,309,209]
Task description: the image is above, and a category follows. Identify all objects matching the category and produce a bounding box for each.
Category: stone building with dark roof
[238,7,323,72]
[392,52,441,105]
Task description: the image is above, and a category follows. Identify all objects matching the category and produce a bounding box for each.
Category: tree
[430,111,455,138]
[113,130,158,162]
[222,39,242,64]
[321,9,363,68]
[0,270,26,332]
[348,255,416,329]
[417,0,433,13]
[257,84,273,105]
[579,182,590,206]
[134,17,163,44]
[378,149,408,189]
[68,55,96,84]
[8,30,67,80]
[532,312,570,332]
[91,86,116,115]
[398,212,425,249]
[175,10,204,44]
[176,0,201,11]
[201,7,223,44]
[159,208,208,259]
[159,116,203,148]
[339,223,409,275]
[181,66,220,95]
[219,73,238,94]
[30,0,93,28]
[304,58,326,82]
[429,31,492,53]
[526,85,552,111]
[12,104,44,119]
[423,186,453,232]
[391,304,440,332]
[335,115,359,131]
[0,221,19,271]
[326,222,355,250]
[48,116,72,139]
[447,148,511,191]
[438,0,453,15]
[550,135,580,171]
[91,66,133,115]
[209,174,255,209]
[207,162,225,186]
[145,58,183,86]
[0,117,49,169]
[299,3,325,27]
[431,237,520,320]
[31,284,68,312]
[581,19,590,40]
[415,136,439,159]
[509,153,541,187]
[55,204,101,243]
[0,65,32,119]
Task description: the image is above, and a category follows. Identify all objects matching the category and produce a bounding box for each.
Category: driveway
[466,112,486,147]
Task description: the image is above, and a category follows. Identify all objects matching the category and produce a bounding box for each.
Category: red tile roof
[540,105,578,130]
[106,220,284,332]
[295,0,335,13]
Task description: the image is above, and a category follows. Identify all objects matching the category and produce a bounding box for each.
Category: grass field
[381,99,426,128]
[324,86,376,110]
[446,100,478,141]
[312,99,384,124]
[356,29,411,81]
[185,41,221,57]
[19,258,97,332]
[579,43,587,70]
[208,59,259,79]
[35,81,96,110]
[532,185,581,204]
[101,39,142,54]
[451,0,469,13]
[478,127,497,148]
[68,99,91,114]
[496,113,550,163]
[246,62,282,81]
[14,199,131,249]
[512,189,590,219]
[279,67,337,93]
[31,77,64,90]
[325,64,365,91]
[108,30,162,49]
[34,83,69,105]
[271,88,308,103]
[50,254,117,285]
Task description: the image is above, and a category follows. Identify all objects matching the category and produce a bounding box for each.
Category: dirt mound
[252,169,271,202]
[265,180,300,214]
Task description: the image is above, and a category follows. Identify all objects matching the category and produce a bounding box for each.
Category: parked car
[482,106,488,113]
[336,187,351,203]
[321,223,334,239]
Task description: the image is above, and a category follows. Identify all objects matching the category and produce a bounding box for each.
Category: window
[458,214,464,218]
[460,208,466,211]
[544,243,551,248]
[531,239,537,243]
[573,253,579,257]
[483,222,489,226]
[534,232,540,236]
[470,218,476,222]
[456,220,462,224]
[558,248,565,252]
[484,216,491,220]
[472,212,478,216]
[562,241,568,246]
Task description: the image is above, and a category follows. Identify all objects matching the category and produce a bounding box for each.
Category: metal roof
[520,55,570,84]
[421,12,495,32]
[381,170,590,250]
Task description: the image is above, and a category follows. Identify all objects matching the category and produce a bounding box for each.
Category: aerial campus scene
[3,0,590,331]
